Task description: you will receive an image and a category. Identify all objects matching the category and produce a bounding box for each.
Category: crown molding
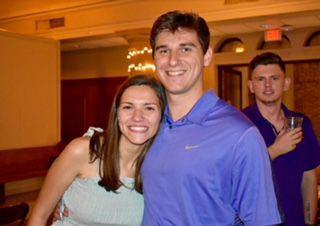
[203,0,320,21]
[0,0,134,22]
[1,0,319,41]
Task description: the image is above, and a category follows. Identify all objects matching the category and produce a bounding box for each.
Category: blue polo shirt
[243,104,320,226]
[142,92,282,226]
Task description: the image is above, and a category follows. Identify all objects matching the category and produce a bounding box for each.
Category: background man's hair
[248,52,286,79]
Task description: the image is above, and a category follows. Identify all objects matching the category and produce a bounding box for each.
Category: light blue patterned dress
[52,177,144,226]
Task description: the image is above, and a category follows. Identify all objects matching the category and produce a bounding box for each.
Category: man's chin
[259,99,277,105]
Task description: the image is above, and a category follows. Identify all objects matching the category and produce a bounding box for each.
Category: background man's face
[153,28,212,96]
[248,64,290,105]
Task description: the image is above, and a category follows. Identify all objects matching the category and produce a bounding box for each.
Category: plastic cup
[286,116,303,131]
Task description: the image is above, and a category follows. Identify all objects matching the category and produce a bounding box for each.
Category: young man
[141,11,282,225]
[243,52,320,226]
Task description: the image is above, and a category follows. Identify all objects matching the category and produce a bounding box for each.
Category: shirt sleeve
[231,127,282,226]
[301,116,320,171]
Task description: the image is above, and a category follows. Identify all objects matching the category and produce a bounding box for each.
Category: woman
[28,75,166,226]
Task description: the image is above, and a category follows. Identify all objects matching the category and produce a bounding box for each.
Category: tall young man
[141,11,282,225]
[243,52,320,226]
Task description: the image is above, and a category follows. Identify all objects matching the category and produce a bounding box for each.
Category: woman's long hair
[89,75,166,194]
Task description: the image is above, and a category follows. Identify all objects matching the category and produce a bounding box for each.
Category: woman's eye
[145,106,155,111]
[121,105,132,110]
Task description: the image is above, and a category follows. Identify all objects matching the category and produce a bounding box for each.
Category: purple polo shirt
[142,92,282,226]
[243,104,320,226]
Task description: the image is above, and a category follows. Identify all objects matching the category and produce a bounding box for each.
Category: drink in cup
[286,116,303,131]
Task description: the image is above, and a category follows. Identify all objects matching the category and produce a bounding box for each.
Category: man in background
[243,52,320,226]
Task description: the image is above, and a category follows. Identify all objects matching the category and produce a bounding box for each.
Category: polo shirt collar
[164,91,219,125]
[250,103,291,123]
[249,104,265,123]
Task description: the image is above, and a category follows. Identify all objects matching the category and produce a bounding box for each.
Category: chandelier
[127,47,155,73]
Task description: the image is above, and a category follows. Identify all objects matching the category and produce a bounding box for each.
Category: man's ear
[248,79,254,94]
[204,47,213,67]
[283,77,291,91]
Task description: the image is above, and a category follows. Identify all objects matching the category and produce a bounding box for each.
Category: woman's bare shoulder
[60,136,91,162]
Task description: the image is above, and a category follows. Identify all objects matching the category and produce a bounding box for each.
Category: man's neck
[167,88,203,122]
[256,100,284,125]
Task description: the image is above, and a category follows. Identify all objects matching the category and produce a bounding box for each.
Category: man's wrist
[268,145,280,160]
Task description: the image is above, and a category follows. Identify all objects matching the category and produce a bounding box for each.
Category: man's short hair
[150,10,210,56]
[248,52,286,79]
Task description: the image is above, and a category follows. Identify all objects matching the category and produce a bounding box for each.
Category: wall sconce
[235,46,244,53]
[127,47,155,74]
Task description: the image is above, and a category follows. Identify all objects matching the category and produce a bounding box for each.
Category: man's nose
[168,51,179,66]
[265,78,272,87]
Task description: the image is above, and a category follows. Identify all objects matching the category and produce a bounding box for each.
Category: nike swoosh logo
[185,145,200,151]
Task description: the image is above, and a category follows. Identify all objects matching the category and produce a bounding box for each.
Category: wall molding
[1,0,319,40]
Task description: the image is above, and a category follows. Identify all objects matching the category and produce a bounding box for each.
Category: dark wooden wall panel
[0,145,62,202]
[294,61,320,139]
[61,77,127,144]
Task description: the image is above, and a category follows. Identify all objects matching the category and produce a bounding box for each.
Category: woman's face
[118,85,162,147]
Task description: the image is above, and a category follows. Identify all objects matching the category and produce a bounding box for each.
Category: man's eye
[158,49,168,55]
[272,76,279,80]
[181,47,191,53]
[258,77,265,81]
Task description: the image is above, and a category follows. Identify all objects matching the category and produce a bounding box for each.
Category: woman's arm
[27,137,90,226]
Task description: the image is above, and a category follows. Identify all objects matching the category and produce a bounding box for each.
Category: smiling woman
[27,75,166,226]
[118,85,163,147]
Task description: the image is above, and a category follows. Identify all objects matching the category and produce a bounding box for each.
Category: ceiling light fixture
[127,47,155,73]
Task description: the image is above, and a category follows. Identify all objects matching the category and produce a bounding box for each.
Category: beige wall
[61,45,129,79]
[0,30,60,150]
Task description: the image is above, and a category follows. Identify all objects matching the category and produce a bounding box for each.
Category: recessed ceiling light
[281,24,293,31]
[260,24,276,30]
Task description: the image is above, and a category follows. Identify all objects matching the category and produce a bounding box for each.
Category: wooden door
[218,66,243,109]
[61,77,127,144]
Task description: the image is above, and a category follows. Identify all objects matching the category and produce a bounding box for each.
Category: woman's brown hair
[89,75,166,194]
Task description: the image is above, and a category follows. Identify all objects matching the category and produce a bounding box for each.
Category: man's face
[248,64,290,105]
[153,28,212,96]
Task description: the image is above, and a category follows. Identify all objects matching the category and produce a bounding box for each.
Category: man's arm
[301,169,318,225]
[268,128,303,160]
[231,127,282,225]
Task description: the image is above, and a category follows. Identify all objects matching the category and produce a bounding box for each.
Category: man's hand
[268,127,303,160]
[52,204,69,223]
